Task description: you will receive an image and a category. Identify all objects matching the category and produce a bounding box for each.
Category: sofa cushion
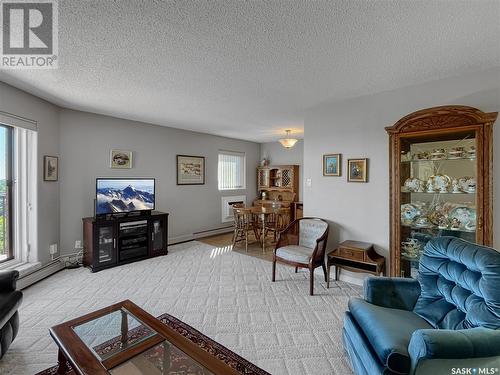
[0,291,22,329]
[414,237,500,330]
[349,297,432,374]
[276,245,314,264]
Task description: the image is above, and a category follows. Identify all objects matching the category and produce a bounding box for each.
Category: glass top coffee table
[50,300,245,375]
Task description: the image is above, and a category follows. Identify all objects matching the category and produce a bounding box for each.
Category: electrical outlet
[305,178,312,187]
[75,240,82,249]
[49,244,58,255]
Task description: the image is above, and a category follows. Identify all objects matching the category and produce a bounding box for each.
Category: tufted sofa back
[413,237,500,330]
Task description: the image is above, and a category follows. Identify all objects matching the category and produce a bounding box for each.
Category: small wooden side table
[326,240,385,287]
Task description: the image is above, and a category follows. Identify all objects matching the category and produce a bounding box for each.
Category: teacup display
[413,152,430,160]
[431,149,446,160]
[414,216,432,228]
[401,238,422,259]
[448,147,465,159]
[458,177,476,193]
[404,178,425,193]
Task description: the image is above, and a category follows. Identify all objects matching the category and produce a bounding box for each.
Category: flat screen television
[96,178,155,215]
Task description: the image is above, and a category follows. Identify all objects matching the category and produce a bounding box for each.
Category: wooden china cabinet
[386,106,497,278]
[255,165,299,207]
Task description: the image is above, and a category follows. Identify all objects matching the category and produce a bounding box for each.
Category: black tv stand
[83,211,168,272]
[96,210,152,222]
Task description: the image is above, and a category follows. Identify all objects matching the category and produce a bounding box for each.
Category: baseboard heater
[17,260,65,290]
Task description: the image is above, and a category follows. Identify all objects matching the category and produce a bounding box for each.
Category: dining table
[249,205,287,253]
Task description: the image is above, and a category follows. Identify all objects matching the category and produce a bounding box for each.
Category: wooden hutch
[386,106,496,278]
[254,165,299,210]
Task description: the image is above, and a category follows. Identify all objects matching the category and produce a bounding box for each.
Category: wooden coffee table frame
[50,300,240,375]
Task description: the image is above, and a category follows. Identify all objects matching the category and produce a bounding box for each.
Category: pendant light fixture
[279,130,298,149]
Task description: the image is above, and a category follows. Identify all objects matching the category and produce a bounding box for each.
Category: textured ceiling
[1,1,499,142]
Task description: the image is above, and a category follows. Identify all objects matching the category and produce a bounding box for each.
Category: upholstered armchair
[343,237,500,375]
[0,270,22,358]
[272,217,329,295]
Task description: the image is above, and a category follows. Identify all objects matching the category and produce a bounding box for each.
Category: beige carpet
[1,241,361,375]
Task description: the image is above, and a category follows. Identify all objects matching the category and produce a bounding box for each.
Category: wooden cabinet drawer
[338,247,364,261]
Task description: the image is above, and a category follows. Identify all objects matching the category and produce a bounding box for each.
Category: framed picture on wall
[347,158,368,182]
[110,149,133,169]
[323,154,341,176]
[176,155,205,185]
[44,156,58,181]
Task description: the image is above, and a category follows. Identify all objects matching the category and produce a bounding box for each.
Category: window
[0,112,37,267]
[0,125,13,263]
[218,151,246,190]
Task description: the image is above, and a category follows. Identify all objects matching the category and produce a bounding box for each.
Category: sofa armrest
[409,328,500,363]
[363,276,420,311]
[0,270,19,292]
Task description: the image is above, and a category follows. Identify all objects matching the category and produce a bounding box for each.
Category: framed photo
[176,155,205,185]
[44,156,58,181]
[323,154,341,176]
[347,158,368,182]
[110,150,133,169]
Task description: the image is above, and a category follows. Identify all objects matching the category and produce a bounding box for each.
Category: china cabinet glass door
[386,105,496,278]
[399,137,477,278]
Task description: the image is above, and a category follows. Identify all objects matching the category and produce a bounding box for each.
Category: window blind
[218,151,245,190]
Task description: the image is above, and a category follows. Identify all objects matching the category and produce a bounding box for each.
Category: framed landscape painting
[323,154,341,176]
[177,155,205,185]
[347,158,368,182]
[44,156,58,181]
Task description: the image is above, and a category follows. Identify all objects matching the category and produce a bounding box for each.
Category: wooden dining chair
[272,217,329,295]
[232,207,260,252]
[265,208,290,242]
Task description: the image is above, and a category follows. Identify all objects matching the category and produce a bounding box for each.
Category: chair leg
[295,266,298,273]
[322,262,328,282]
[232,229,238,247]
[309,267,314,296]
[245,231,248,252]
[272,260,276,282]
[327,264,331,288]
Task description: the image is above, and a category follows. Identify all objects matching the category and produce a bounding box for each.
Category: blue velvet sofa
[343,237,500,375]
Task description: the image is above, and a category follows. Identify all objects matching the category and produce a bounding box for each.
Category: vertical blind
[218,151,245,190]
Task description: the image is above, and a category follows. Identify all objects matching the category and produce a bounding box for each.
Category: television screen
[96,178,155,215]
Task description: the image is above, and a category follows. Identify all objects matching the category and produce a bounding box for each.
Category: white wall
[260,140,304,200]
[0,82,60,265]
[59,109,260,254]
[304,67,500,282]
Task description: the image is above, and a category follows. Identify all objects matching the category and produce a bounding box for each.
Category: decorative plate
[448,207,476,230]
[401,204,421,225]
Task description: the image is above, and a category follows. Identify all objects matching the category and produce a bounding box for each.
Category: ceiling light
[279,130,298,149]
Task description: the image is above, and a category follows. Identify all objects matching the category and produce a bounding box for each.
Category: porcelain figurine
[450,217,461,230]
[451,178,461,193]
[426,177,434,192]
[417,180,425,192]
